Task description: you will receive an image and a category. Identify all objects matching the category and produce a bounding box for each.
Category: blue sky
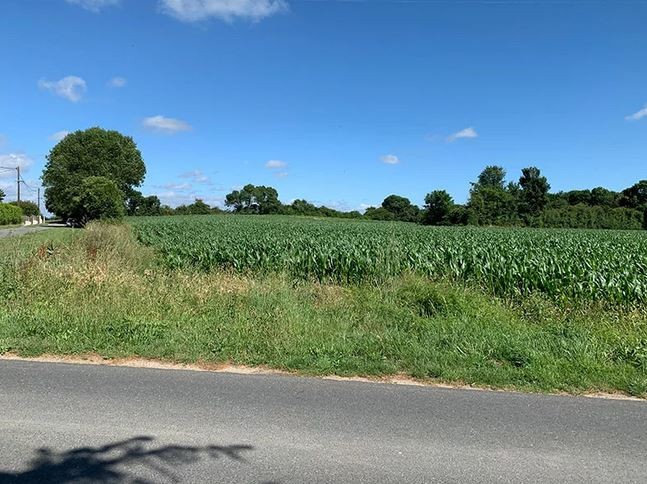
[1,0,646,211]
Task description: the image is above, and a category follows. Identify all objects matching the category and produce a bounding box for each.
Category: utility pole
[16,166,20,203]
[37,187,41,218]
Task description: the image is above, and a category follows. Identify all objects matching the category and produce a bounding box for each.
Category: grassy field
[0,217,645,396]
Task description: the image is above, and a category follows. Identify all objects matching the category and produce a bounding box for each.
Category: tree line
[39,127,646,230]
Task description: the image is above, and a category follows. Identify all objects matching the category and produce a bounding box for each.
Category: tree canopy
[225,184,281,214]
[71,176,125,223]
[423,190,455,225]
[42,127,145,220]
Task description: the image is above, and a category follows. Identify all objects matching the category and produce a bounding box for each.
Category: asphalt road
[0,360,645,483]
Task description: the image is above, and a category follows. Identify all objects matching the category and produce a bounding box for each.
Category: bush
[0,203,23,225]
[9,201,40,217]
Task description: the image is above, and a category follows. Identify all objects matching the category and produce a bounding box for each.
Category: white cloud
[65,0,121,12]
[159,0,288,22]
[265,159,287,169]
[0,153,34,175]
[160,182,193,191]
[38,76,87,102]
[380,154,400,165]
[448,127,478,142]
[108,76,127,88]
[625,104,647,121]
[179,170,211,184]
[157,190,225,208]
[143,115,192,134]
[49,131,71,142]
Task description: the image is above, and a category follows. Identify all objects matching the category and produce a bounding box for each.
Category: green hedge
[0,203,23,225]
[540,204,644,230]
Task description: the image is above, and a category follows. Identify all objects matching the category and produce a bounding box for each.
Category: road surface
[0,360,645,483]
[0,225,56,239]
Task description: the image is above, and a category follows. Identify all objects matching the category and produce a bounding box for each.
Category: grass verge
[0,223,645,397]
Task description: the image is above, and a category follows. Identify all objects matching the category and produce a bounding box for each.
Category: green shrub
[10,201,40,217]
[0,203,23,225]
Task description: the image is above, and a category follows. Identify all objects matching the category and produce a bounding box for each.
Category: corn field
[131,215,647,304]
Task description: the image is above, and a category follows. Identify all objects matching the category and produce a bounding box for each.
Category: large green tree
[423,190,455,225]
[621,180,647,209]
[42,127,145,219]
[71,176,125,224]
[126,190,162,216]
[175,199,214,215]
[468,165,519,225]
[380,195,420,222]
[225,184,281,214]
[518,166,550,219]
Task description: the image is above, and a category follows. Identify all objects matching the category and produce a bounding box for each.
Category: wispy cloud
[143,115,192,134]
[625,104,647,121]
[159,0,288,22]
[108,76,127,88]
[157,191,225,208]
[65,0,121,12]
[274,171,288,178]
[38,76,87,102]
[265,159,287,169]
[49,131,71,142]
[0,153,34,174]
[380,154,400,165]
[159,182,193,191]
[179,170,211,184]
[448,127,478,142]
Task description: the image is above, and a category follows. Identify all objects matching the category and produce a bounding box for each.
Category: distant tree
[225,184,281,214]
[364,206,395,221]
[71,176,125,224]
[0,188,5,202]
[125,190,163,216]
[448,205,469,225]
[10,200,40,217]
[540,205,643,230]
[254,186,281,214]
[291,199,318,216]
[381,195,420,222]
[620,180,647,209]
[476,165,506,189]
[139,195,162,216]
[42,127,145,219]
[175,199,213,215]
[546,192,569,209]
[589,187,619,208]
[565,190,591,206]
[518,166,550,219]
[188,199,212,215]
[468,165,519,225]
[423,190,455,225]
[160,204,174,216]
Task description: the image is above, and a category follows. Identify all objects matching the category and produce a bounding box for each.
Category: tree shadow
[0,435,253,483]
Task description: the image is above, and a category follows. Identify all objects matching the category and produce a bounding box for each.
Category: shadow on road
[0,436,253,483]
